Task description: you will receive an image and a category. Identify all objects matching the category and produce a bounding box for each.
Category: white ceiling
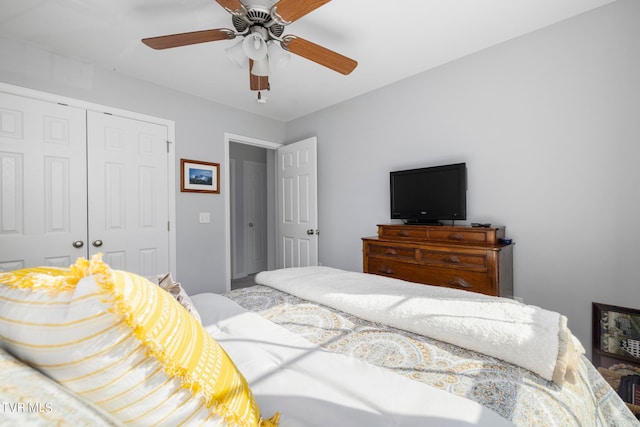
[0,0,615,122]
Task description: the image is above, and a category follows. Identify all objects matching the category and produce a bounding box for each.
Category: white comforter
[255,266,584,385]
[192,292,514,427]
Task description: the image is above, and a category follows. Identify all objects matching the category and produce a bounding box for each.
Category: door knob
[92,240,103,247]
[72,240,84,248]
[248,223,254,227]
[307,229,314,235]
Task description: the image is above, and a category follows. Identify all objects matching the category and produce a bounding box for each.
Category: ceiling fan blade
[249,60,270,91]
[272,0,331,24]
[215,0,247,15]
[142,28,235,49]
[281,35,357,75]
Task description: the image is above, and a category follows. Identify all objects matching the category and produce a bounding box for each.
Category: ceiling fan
[141,0,358,99]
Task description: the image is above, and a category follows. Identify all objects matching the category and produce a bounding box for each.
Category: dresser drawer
[419,250,488,271]
[366,258,495,295]
[366,258,426,283]
[428,228,499,244]
[378,226,428,240]
[377,224,504,244]
[366,243,416,261]
[421,268,496,295]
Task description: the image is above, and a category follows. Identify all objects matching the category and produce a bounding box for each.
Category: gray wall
[284,0,640,351]
[0,36,286,295]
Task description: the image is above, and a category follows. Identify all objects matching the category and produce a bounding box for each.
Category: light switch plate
[199,212,210,223]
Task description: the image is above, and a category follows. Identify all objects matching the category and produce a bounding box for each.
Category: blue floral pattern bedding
[225,285,638,427]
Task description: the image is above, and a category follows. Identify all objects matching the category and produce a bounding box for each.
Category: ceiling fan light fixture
[251,57,270,76]
[242,32,267,60]
[267,42,291,73]
[225,40,248,68]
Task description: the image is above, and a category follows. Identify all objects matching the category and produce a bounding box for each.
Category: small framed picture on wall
[180,159,220,194]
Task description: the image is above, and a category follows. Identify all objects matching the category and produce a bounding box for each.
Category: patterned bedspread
[225,285,638,427]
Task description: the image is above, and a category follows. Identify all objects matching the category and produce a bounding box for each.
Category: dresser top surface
[377,224,505,231]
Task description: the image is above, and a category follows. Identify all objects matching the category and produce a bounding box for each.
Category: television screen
[390,163,466,224]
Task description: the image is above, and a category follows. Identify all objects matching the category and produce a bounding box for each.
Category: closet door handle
[72,240,84,248]
[92,240,103,247]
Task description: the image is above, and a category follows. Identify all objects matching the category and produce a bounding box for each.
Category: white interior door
[245,160,267,273]
[276,137,318,268]
[87,111,170,276]
[0,92,87,270]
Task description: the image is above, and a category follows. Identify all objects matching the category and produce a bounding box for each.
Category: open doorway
[224,133,281,291]
[230,143,267,288]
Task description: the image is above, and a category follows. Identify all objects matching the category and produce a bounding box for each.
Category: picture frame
[180,159,220,194]
[592,302,640,368]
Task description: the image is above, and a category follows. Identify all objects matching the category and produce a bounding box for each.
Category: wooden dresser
[362,224,513,297]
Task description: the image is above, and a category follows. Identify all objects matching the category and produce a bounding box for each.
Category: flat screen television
[390,162,467,224]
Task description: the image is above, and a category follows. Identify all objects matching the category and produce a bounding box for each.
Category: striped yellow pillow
[0,255,279,427]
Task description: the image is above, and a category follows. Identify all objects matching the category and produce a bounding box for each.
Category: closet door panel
[0,92,87,269]
[87,111,169,276]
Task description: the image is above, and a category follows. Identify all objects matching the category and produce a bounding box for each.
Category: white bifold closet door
[0,92,87,270]
[86,111,169,275]
[0,92,170,276]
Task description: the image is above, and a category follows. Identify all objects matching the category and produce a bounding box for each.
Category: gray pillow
[150,272,202,323]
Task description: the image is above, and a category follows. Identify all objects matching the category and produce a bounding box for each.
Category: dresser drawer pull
[398,230,410,237]
[448,233,465,241]
[384,249,398,256]
[377,266,395,275]
[447,278,472,288]
[444,255,461,264]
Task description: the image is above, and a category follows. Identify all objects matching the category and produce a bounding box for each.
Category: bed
[0,257,515,427]
[0,259,636,426]
[207,266,638,427]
